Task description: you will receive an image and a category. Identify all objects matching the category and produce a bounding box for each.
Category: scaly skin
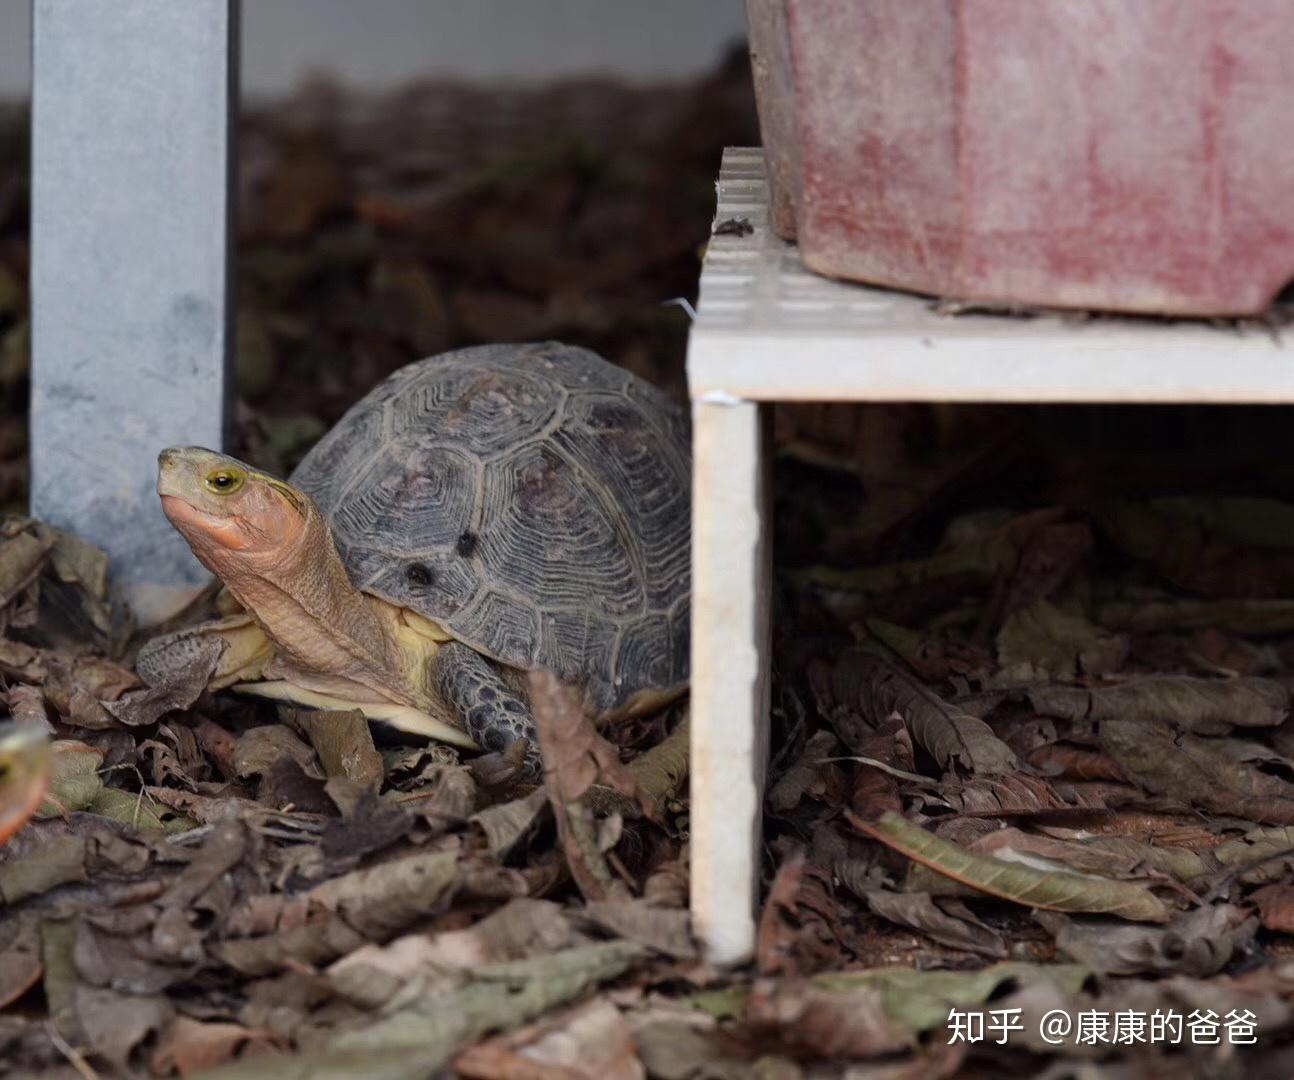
[153,447,473,745]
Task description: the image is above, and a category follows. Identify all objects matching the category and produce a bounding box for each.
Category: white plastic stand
[685,147,1291,966]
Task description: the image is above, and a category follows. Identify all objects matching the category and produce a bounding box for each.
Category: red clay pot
[770,0,1294,315]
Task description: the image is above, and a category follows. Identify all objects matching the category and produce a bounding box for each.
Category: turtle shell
[291,342,691,710]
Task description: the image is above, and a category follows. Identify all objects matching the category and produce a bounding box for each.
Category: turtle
[138,342,691,778]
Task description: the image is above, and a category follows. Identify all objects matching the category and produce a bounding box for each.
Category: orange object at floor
[752,0,1294,316]
[0,725,51,846]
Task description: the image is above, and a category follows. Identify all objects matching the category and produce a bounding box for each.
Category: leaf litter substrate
[4,61,1294,1078]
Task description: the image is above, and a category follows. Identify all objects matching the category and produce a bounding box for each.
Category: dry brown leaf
[297,710,383,795]
[767,730,839,814]
[741,976,914,1059]
[1250,884,1294,933]
[850,715,911,821]
[471,789,549,858]
[863,891,1007,959]
[1024,741,1127,781]
[996,600,1128,681]
[528,670,640,902]
[528,670,640,807]
[581,900,696,959]
[1030,675,1289,735]
[1036,904,1254,976]
[850,811,1172,922]
[1101,715,1294,824]
[756,853,857,977]
[0,916,42,1009]
[74,984,173,1068]
[840,653,1019,776]
[232,724,323,782]
[458,998,643,1080]
[151,1015,285,1076]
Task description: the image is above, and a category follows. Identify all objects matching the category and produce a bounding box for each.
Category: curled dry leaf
[1250,884,1294,933]
[742,976,913,1060]
[1036,904,1255,977]
[0,915,41,1008]
[995,600,1128,681]
[840,653,1019,776]
[850,811,1172,923]
[1029,675,1289,735]
[1101,715,1294,824]
[296,709,384,812]
[581,899,697,960]
[757,852,859,977]
[470,788,549,859]
[73,985,173,1068]
[459,998,643,1080]
[224,849,459,970]
[767,730,840,814]
[151,1015,285,1077]
[528,669,639,902]
[864,891,1007,960]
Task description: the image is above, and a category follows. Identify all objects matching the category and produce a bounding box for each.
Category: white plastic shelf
[690,148,1291,406]
[685,147,1294,968]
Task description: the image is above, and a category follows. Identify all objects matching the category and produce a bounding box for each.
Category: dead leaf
[1250,884,1294,933]
[151,1015,285,1076]
[742,976,914,1059]
[529,670,639,902]
[767,730,839,814]
[835,653,1019,776]
[1101,715,1294,824]
[863,891,1007,959]
[995,600,1128,681]
[1030,675,1289,735]
[0,834,88,904]
[471,789,549,858]
[850,811,1172,922]
[1036,904,1255,976]
[757,853,858,976]
[36,740,102,817]
[232,725,323,782]
[73,984,172,1068]
[297,709,384,813]
[330,897,578,1009]
[0,916,42,1008]
[581,900,696,959]
[0,528,53,609]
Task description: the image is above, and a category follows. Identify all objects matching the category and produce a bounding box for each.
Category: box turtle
[140,342,691,778]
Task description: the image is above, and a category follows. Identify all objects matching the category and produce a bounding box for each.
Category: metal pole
[30,0,238,625]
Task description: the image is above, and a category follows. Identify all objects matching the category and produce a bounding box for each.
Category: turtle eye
[204,468,245,496]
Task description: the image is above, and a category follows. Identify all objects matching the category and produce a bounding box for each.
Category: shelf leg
[690,397,772,966]
[30,0,239,625]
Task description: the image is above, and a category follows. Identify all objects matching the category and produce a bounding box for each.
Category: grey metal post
[30,0,238,625]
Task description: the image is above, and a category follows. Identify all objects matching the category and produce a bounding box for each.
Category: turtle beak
[157,448,185,498]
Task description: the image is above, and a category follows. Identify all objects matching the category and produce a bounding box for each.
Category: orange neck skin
[162,488,415,708]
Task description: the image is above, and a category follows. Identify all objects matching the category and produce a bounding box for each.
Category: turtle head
[157,447,311,564]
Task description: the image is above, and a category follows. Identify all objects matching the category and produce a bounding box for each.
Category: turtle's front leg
[137,612,275,689]
[434,643,540,780]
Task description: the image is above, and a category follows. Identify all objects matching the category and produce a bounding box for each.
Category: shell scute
[292,342,690,706]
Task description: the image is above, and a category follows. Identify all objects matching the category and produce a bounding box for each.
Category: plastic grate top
[687,148,1294,404]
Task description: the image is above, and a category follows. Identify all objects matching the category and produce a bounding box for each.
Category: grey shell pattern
[291,342,691,710]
